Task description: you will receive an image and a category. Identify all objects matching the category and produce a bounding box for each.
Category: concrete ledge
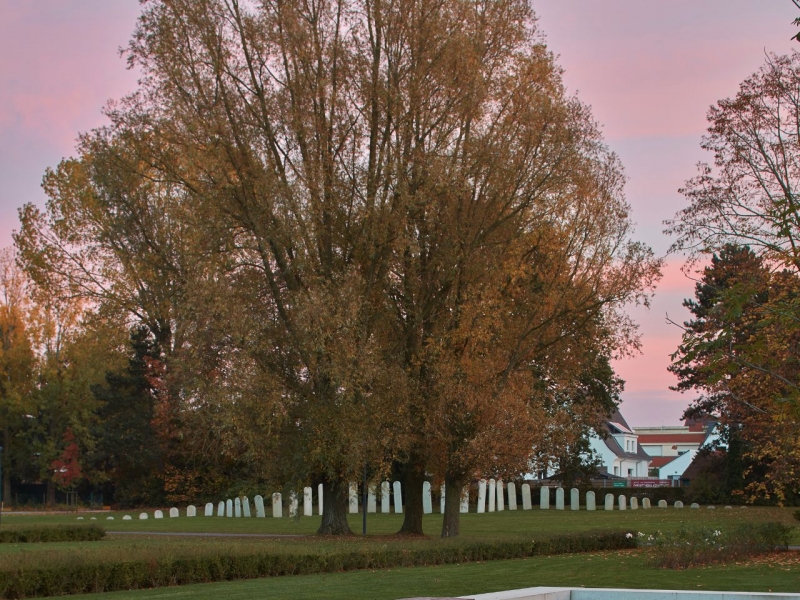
[458,588,800,600]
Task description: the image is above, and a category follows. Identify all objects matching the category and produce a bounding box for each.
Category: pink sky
[1,1,797,426]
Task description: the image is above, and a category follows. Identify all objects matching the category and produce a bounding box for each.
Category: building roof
[601,410,651,462]
[638,433,708,444]
[648,456,679,469]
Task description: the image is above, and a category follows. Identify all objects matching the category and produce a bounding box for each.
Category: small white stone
[122,515,132,520]
[139,512,148,520]
[76,517,84,520]
[106,516,114,520]
[90,517,97,520]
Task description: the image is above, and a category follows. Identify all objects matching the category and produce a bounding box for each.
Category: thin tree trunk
[399,458,425,535]
[1,427,9,505]
[317,477,353,535]
[441,473,463,538]
[46,480,56,507]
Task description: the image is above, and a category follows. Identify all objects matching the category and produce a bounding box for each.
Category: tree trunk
[46,480,56,507]
[398,459,425,535]
[317,477,353,535]
[1,427,9,505]
[441,473,463,538]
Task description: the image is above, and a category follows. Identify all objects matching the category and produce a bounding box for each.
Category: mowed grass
[67,549,800,599]
[0,507,796,597]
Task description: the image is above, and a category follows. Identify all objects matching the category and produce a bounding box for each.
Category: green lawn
[0,507,796,597]
[68,549,800,599]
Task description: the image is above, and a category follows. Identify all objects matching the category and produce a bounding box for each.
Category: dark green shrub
[0,531,634,598]
[0,525,104,544]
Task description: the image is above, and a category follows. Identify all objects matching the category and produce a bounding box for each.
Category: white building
[588,410,651,478]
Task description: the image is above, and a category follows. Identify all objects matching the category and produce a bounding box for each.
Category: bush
[643,522,793,570]
[0,525,104,544]
[0,531,634,598]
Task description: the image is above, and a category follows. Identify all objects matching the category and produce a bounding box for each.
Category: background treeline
[0,0,666,537]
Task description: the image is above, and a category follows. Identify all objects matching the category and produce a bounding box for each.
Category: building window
[614,466,619,476]
[627,468,633,477]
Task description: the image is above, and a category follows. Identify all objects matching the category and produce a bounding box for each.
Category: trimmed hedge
[0,531,634,598]
[0,525,104,544]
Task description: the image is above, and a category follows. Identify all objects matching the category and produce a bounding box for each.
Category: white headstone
[169,507,179,518]
[393,481,403,513]
[234,497,242,518]
[630,497,638,510]
[488,479,496,512]
[204,502,214,516]
[139,512,149,520]
[460,485,469,513]
[217,501,224,516]
[477,479,487,513]
[122,515,132,520]
[555,487,565,510]
[690,502,699,509]
[367,484,377,513]
[707,505,716,510]
[242,496,251,518]
[272,493,283,518]
[604,493,614,511]
[570,488,579,511]
[76,516,84,520]
[226,499,233,517]
[187,505,197,517]
[318,483,324,515]
[255,495,265,518]
[422,481,432,514]
[381,481,391,513]
[304,487,313,516]
[106,516,114,520]
[497,480,505,511]
[642,497,651,509]
[540,485,550,510]
[440,483,446,514]
[586,490,596,510]
[154,510,164,519]
[289,491,298,517]
[618,495,627,510]
[349,482,358,514]
[507,482,517,510]
[725,505,732,509]
[521,483,532,510]
[674,500,684,509]
[658,499,667,508]
[90,517,97,520]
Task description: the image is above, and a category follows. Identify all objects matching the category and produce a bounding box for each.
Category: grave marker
[604,493,614,511]
[540,485,550,510]
[630,497,638,510]
[422,481,432,514]
[658,499,667,508]
[460,485,469,513]
[304,487,313,516]
[618,495,627,510]
[226,499,233,517]
[169,507,179,518]
[497,480,505,511]
[477,479,487,513]
[234,497,242,518]
[217,501,224,516]
[508,482,518,510]
[367,484,376,513]
[289,491,298,517]
[555,487,565,510]
[586,491,596,511]
[204,503,214,517]
[272,493,283,518]
[488,479,496,512]
[122,515,132,520]
[139,513,148,520]
[690,502,699,509]
[255,495,265,518]
[674,500,684,509]
[642,498,651,509]
[393,481,403,513]
[187,505,196,517]
[243,496,251,518]
[318,483,324,515]
[349,482,359,514]
[154,509,164,519]
[521,483,532,510]
[440,483,446,514]
[570,488,579,511]
[381,481,391,513]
